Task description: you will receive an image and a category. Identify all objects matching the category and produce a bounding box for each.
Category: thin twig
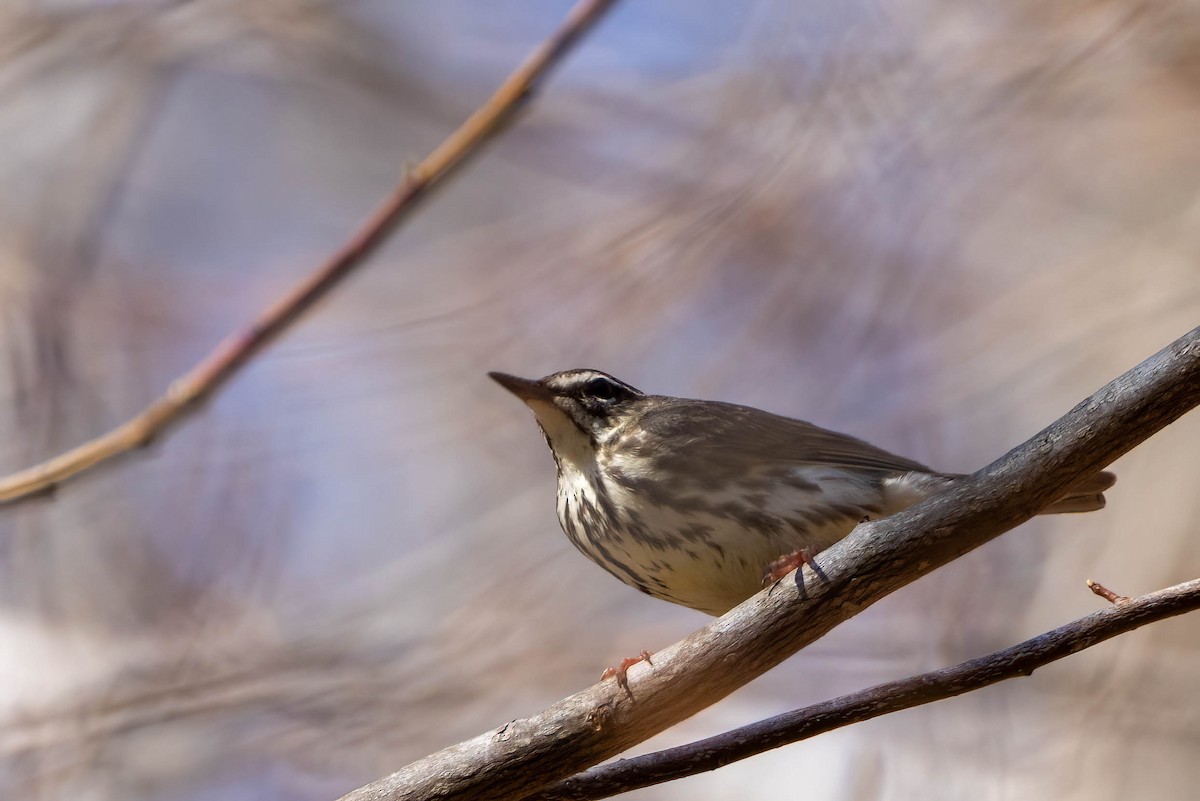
[533,577,1200,800]
[335,327,1200,801]
[1087,578,1130,604]
[0,0,620,505]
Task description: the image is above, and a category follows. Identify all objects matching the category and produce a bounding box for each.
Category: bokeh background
[1,1,1198,799]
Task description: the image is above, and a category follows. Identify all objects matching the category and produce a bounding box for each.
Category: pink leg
[601,650,653,693]
[762,548,815,587]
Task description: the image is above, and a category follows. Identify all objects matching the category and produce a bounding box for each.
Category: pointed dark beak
[488,372,554,403]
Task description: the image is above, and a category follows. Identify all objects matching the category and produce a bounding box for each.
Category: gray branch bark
[339,325,1200,801]
[533,577,1200,799]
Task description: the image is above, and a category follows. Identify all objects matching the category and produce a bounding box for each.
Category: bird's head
[489,369,645,466]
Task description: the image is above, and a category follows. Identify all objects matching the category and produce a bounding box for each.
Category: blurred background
[0,1,1198,799]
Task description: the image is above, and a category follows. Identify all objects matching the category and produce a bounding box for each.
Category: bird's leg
[601,650,653,695]
[762,548,816,587]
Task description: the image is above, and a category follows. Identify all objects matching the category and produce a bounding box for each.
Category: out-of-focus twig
[533,576,1200,800]
[0,0,620,506]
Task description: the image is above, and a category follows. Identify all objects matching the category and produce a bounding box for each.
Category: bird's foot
[601,650,653,695]
[762,548,816,587]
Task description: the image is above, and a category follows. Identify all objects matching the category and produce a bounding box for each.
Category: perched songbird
[491,369,1115,617]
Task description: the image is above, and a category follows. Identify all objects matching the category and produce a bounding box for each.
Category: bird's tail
[1037,471,1117,514]
[886,469,1116,515]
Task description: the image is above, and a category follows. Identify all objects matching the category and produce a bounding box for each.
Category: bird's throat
[529,402,598,471]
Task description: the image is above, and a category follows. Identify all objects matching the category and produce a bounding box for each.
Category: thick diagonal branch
[338,325,1200,801]
[0,0,620,505]
[534,576,1200,800]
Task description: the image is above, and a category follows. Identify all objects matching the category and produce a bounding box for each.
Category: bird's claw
[601,650,653,695]
[762,548,815,587]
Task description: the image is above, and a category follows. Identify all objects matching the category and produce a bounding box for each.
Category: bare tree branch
[532,576,1200,800]
[337,325,1200,801]
[0,0,620,506]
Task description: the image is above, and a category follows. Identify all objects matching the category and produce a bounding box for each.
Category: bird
[490,368,1115,618]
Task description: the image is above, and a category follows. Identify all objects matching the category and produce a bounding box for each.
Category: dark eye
[583,377,618,400]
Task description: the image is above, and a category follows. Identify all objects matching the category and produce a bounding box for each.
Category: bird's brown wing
[628,398,932,477]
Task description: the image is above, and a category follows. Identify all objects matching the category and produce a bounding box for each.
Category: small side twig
[0,0,620,506]
[1087,578,1130,604]
[534,577,1200,801]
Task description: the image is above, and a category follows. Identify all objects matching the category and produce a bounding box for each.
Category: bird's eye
[583,377,618,400]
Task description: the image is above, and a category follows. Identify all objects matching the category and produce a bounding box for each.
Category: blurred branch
[337,325,1200,801]
[534,576,1200,800]
[0,0,620,505]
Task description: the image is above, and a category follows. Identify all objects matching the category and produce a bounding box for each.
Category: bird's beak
[488,372,555,404]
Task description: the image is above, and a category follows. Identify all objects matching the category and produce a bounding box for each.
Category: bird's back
[615,397,931,479]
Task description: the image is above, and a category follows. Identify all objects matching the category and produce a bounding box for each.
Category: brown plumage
[492,369,1115,615]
